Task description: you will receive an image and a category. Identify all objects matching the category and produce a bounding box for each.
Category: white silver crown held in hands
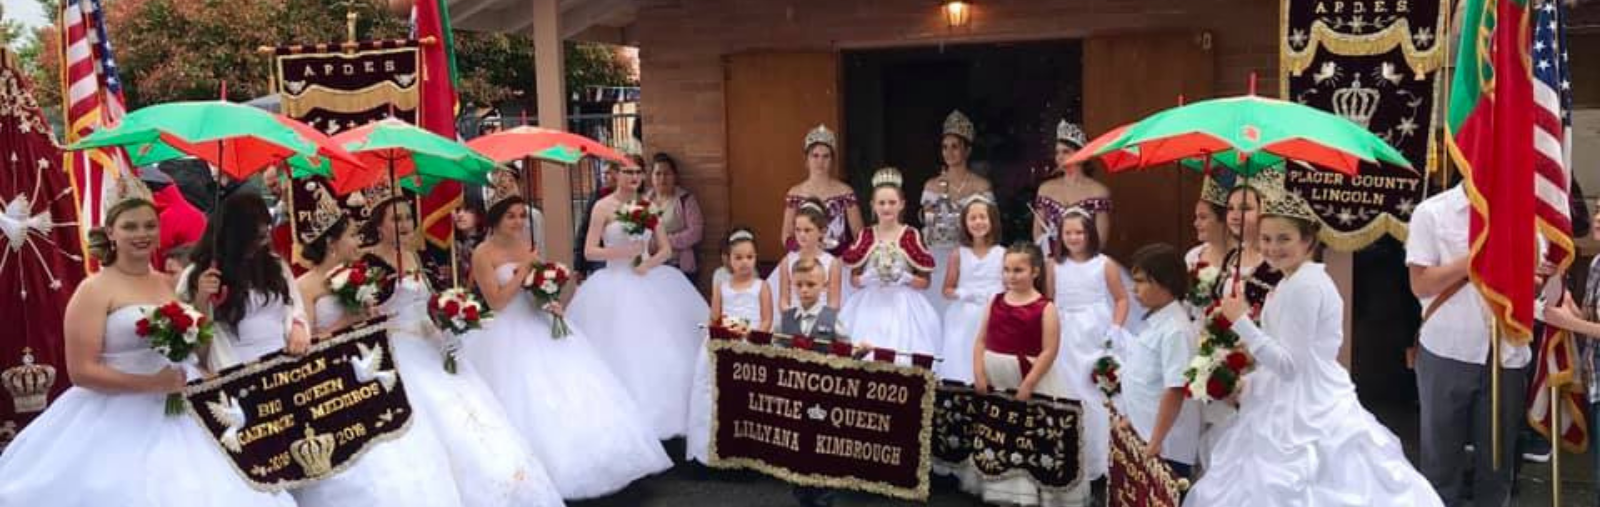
[871,167,904,188]
[294,179,346,244]
[1262,190,1319,222]
[804,124,837,152]
[1057,120,1087,149]
[943,110,975,143]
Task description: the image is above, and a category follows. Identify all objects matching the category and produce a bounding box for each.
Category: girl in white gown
[768,198,844,312]
[289,197,465,507]
[840,167,943,359]
[1046,210,1129,483]
[688,228,773,464]
[0,198,295,507]
[937,197,1005,383]
[1184,193,1441,507]
[360,196,565,507]
[568,164,710,439]
[466,196,672,499]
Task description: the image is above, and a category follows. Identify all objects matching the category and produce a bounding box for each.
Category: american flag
[1526,0,1586,453]
[60,0,132,269]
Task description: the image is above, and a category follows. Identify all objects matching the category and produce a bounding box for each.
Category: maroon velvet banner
[710,339,937,500]
[1108,408,1187,507]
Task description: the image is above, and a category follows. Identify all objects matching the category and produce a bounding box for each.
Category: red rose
[349,269,366,285]
[1106,371,1118,383]
[1225,351,1250,371]
[136,318,152,336]
[1206,377,1229,399]
[171,312,194,332]
[443,300,461,317]
[160,303,185,322]
[463,305,480,321]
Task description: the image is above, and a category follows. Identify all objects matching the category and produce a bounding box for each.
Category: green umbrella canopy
[330,118,497,191]
[69,101,362,180]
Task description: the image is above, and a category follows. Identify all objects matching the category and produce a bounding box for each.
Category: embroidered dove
[205,391,248,453]
[349,342,397,392]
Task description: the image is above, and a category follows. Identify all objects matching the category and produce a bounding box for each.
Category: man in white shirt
[1119,244,1201,478]
[1407,184,1529,506]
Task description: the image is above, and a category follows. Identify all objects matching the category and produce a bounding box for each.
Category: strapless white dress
[566,222,709,439]
[290,296,465,507]
[0,305,297,507]
[378,274,565,507]
[463,264,671,499]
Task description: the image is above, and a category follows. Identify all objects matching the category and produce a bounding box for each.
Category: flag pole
[1551,375,1561,507]
[1492,318,1501,471]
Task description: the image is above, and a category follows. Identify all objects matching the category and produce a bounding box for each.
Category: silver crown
[290,427,337,478]
[1200,175,1231,207]
[1331,75,1381,129]
[106,167,154,220]
[2,348,55,413]
[486,168,522,210]
[1261,190,1319,222]
[804,124,837,153]
[961,193,996,207]
[349,181,401,221]
[871,167,904,188]
[1235,170,1287,203]
[943,110,975,143]
[293,179,345,245]
[728,229,755,242]
[1057,120,1087,149]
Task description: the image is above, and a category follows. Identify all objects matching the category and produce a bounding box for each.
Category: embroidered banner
[709,339,937,500]
[183,320,412,491]
[273,41,421,137]
[1108,407,1187,507]
[930,381,1085,491]
[1280,0,1449,249]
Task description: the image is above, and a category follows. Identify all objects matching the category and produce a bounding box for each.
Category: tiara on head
[1057,120,1086,149]
[804,124,836,152]
[961,193,996,207]
[1062,205,1094,219]
[728,229,755,243]
[871,167,904,188]
[486,168,522,210]
[106,167,153,217]
[293,178,345,245]
[1261,190,1318,222]
[797,200,826,214]
[943,110,975,143]
[1200,175,1231,207]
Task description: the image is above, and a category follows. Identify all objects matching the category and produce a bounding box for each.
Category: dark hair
[794,197,828,230]
[725,226,757,255]
[187,192,290,330]
[300,216,352,265]
[1057,140,1097,177]
[1130,243,1189,299]
[1201,201,1228,223]
[625,154,646,171]
[1004,241,1048,295]
[486,195,528,232]
[360,198,410,245]
[87,198,157,266]
[166,243,195,267]
[651,152,678,175]
[1053,212,1101,262]
[958,199,1002,248]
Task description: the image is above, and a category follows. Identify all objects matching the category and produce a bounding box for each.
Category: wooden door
[725,52,841,262]
[1083,32,1215,260]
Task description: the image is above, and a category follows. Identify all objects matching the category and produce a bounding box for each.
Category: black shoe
[1521,439,1552,463]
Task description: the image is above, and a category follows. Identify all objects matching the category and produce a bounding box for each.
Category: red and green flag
[411,0,462,248]
[1446,0,1537,344]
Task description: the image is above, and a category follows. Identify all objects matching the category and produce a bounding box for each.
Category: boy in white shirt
[1118,243,1201,478]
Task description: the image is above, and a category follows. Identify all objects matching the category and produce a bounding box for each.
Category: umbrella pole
[390,159,402,275]
[524,156,536,254]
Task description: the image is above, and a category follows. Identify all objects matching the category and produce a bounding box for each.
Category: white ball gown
[1183,264,1441,507]
[0,305,296,507]
[567,222,709,439]
[686,278,765,464]
[838,226,943,358]
[936,246,1004,383]
[1050,255,1116,481]
[463,264,672,499]
[291,296,465,507]
[373,268,565,507]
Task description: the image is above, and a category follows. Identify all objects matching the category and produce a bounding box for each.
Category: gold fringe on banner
[1282,19,1447,77]
[279,82,421,118]
[705,339,937,501]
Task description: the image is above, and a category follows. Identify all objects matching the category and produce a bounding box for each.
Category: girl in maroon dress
[971,242,1088,506]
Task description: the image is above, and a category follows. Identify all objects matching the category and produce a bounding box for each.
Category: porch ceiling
[448,0,639,41]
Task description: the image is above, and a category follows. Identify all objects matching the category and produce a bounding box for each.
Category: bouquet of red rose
[135,301,214,415]
[1186,262,1222,310]
[613,199,662,266]
[522,261,573,339]
[427,288,491,373]
[1181,311,1253,403]
[1091,354,1121,399]
[328,260,387,314]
